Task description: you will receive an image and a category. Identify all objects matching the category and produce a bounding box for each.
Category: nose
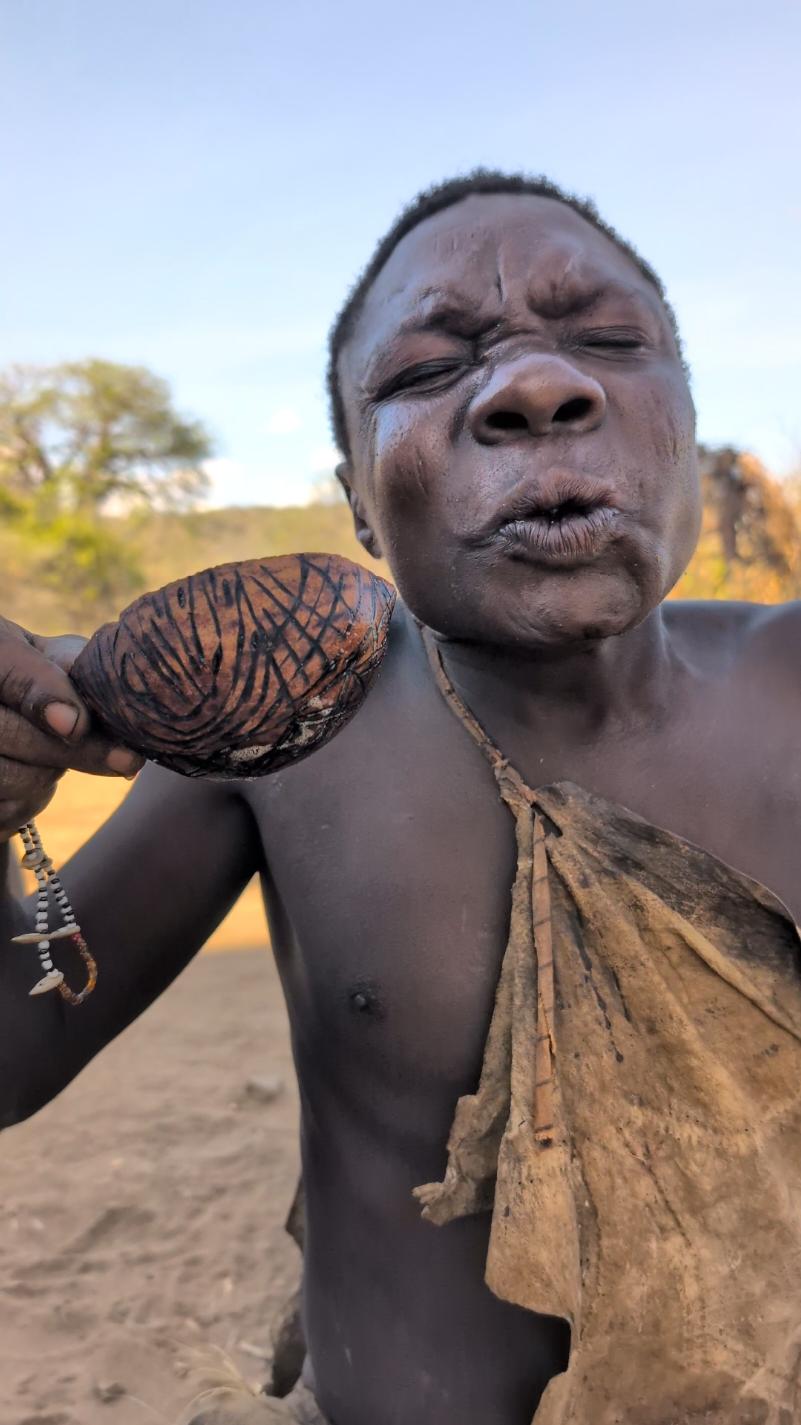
[468,352,606,444]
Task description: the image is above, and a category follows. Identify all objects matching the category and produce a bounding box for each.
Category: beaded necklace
[13,821,97,1004]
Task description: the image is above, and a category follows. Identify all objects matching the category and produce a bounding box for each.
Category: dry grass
[172,1343,263,1424]
[27,770,267,953]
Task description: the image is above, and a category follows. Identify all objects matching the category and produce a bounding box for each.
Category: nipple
[348,983,384,1019]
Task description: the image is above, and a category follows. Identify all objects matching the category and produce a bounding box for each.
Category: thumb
[29,633,92,738]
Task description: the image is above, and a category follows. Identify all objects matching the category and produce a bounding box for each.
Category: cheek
[653,380,700,537]
[362,404,467,623]
[650,376,696,469]
[369,403,452,533]
[622,373,698,508]
[623,373,701,585]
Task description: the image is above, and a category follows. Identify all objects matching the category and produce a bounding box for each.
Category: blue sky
[2,0,799,507]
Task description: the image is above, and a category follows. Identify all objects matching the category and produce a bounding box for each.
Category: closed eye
[571,327,646,354]
[376,359,468,399]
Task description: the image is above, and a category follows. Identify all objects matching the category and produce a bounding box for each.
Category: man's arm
[0,763,260,1128]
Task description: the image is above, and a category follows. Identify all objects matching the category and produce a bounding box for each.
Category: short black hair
[326,168,683,459]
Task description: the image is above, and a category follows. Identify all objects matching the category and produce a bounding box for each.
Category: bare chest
[244,656,801,1118]
[251,740,518,1117]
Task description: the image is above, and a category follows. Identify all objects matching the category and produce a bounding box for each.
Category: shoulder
[663,597,801,681]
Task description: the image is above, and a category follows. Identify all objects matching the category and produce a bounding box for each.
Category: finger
[34,633,89,680]
[65,738,145,778]
[0,632,92,741]
[0,706,144,778]
[0,781,59,835]
[0,756,60,805]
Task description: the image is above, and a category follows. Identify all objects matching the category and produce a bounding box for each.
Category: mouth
[494,475,621,565]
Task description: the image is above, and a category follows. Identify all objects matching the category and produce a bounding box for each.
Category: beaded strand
[13,822,97,1005]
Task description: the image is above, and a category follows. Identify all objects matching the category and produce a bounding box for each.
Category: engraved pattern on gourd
[71,553,396,778]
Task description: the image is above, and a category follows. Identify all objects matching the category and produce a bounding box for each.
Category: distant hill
[130,500,390,592]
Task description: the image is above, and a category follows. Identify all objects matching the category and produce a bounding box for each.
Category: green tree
[0,359,211,515]
[0,360,213,625]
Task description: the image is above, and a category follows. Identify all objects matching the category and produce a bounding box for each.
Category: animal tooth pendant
[29,968,65,996]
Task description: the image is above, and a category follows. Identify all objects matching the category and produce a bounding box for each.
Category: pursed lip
[492,469,620,529]
[497,505,621,563]
[485,470,623,565]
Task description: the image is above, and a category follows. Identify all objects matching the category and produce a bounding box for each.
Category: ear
[336,462,383,560]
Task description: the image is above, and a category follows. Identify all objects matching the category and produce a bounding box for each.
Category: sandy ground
[0,948,302,1425]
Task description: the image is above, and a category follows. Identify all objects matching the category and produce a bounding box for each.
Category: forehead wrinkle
[398,286,499,337]
[529,263,657,321]
[542,247,585,308]
[360,217,500,322]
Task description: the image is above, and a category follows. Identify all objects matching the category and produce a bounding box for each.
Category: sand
[0,948,302,1425]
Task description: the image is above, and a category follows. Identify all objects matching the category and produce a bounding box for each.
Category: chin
[477,566,654,652]
[394,548,663,653]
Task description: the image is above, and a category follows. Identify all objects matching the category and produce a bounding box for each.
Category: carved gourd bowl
[71,553,396,778]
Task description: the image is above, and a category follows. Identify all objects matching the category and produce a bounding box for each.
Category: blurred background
[3,0,800,633]
[3,0,800,905]
[4,0,801,946]
[1,1,800,1419]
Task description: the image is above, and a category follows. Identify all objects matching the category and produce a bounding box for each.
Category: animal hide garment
[416,625,801,1425]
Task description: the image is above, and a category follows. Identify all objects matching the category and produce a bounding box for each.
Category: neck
[430,608,683,740]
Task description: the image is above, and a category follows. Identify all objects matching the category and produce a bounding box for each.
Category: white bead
[41,958,53,970]
[38,939,50,951]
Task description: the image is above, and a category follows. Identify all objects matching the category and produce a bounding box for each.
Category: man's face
[338,194,700,649]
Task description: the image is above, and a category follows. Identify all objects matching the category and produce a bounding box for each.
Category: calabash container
[71,552,396,778]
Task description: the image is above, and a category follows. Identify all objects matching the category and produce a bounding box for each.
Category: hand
[0,616,145,840]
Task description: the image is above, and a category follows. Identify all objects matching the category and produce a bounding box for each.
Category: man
[1,171,800,1425]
